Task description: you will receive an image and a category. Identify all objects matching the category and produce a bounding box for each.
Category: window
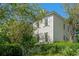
[45,32,48,42]
[64,24,65,29]
[68,26,70,32]
[37,22,39,28]
[45,18,48,26]
[64,35,66,40]
[37,34,39,41]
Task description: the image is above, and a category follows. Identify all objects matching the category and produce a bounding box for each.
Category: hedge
[1,41,79,56]
[30,41,79,56]
[0,43,22,56]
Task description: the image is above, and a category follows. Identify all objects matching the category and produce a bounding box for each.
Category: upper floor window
[45,18,48,26]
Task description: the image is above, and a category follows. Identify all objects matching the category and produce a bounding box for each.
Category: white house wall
[34,16,54,42]
[34,13,65,43]
[53,14,64,41]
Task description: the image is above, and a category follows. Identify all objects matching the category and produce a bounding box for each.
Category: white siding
[34,16,54,42]
[53,14,64,41]
[34,13,64,43]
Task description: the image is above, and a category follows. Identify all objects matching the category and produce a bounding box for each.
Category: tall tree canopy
[0,3,47,43]
[0,4,47,23]
[63,4,79,42]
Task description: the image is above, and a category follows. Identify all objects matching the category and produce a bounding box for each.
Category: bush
[31,41,79,56]
[61,47,76,56]
[19,37,37,56]
[0,43,22,56]
[1,41,79,56]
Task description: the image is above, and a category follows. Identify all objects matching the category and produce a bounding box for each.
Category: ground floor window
[45,32,48,42]
[36,34,39,41]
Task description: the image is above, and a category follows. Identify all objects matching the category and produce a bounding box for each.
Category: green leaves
[29,41,79,56]
[0,4,48,55]
[0,43,22,56]
[0,4,47,42]
[0,4,47,23]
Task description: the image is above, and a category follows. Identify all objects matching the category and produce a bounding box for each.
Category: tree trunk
[69,25,74,42]
[69,24,76,42]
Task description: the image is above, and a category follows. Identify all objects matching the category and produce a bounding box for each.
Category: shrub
[0,43,22,56]
[61,47,76,56]
[32,41,79,56]
[19,37,37,56]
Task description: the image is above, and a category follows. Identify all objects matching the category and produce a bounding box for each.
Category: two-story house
[33,12,68,43]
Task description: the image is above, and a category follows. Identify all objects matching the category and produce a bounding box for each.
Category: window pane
[64,24,65,29]
[45,18,48,26]
[37,34,39,42]
[45,32,48,42]
[37,22,39,28]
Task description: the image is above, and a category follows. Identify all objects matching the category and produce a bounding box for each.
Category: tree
[0,4,47,55]
[63,4,79,42]
[1,20,32,43]
[0,4,47,23]
[0,3,47,42]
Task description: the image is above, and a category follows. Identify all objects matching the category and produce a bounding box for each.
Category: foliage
[20,37,37,56]
[0,20,37,55]
[0,3,47,56]
[29,41,79,56]
[63,4,79,41]
[76,34,79,42]
[1,20,33,43]
[0,3,47,43]
[0,42,22,56]
[0,4,47,23]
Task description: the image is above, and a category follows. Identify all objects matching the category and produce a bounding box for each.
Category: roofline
[45,11,65,21]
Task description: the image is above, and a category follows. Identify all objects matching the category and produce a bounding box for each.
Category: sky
[39,3,68,18]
